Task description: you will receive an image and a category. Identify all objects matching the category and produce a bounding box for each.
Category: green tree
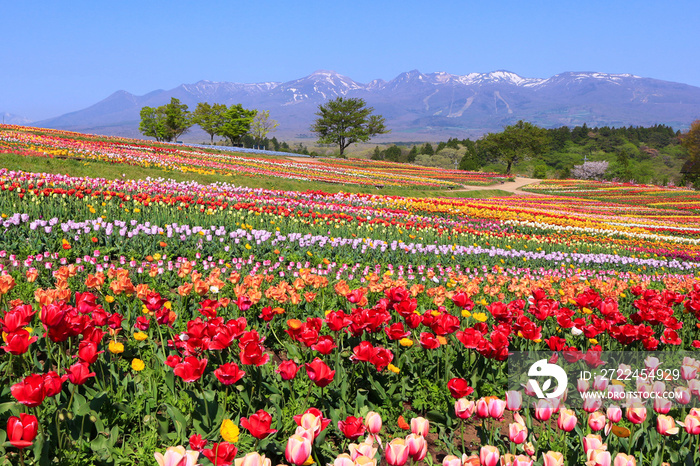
[384,145,402,162]
[192,102,227,144]
[162,97,192,142]
[250,110,279,148]
[407,145,418,163]
[680,120,700,184]
[421,143,434,156]
[480,120,549,174]
[215,104,257,146]
[371,146,383,160]
[139,106,167,142]
[310,97,389,157]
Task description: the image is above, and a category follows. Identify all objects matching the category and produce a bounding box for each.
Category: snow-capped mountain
[33,70,700,141]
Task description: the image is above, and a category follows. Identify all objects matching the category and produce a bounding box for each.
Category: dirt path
[286,156,324,164]
[285,157,544,195]
[455,176,543,195]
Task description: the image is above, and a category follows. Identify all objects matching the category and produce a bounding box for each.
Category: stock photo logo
[528,359,568,399]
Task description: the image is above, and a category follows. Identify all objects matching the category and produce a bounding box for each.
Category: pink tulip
[577,378,590,393]
[235,452,271,466]
[613,453,636,466]
[365,411,382,435]
[675,386,692,405]
[487,397,506,419]
[479,445,500,466]
[534,399,556,421]
[644,356,661,373]
[653,397,672,414]
[455,398,475,419]
[442,455,462,466]
[556,408,577,432]
[542,451,564,466]
[582,434,604,454]
[512,455,534,466]
[354,457,377,466]
[656,415,679,436]
[626,403,647,424]
[681,364,699,380]
[476,397,489,418]
[505,390,522,411]
[688,379,700,396]
[349,440,377,461]
[606,385,625,402]
[592,376,609,391]
[677,414,700,434]
[410,417,429,437]
[586,449,611,466]
[606,405,622,423]
[509,421,528,444]
[334,454,355,466]
[154,446,199,466]
[385,438,410,466]
[405,433,427,461]
[588,411,606,431]
[582,396,603,413]
[285,435,312,465]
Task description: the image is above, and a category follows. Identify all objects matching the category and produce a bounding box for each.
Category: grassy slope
[0,153,512,199]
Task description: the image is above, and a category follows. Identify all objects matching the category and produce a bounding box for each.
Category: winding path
[455,176,543,195]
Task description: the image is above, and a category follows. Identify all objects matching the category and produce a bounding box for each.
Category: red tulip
[189,433,208,451]
[311,335,337,355]
[447,378,474,399]
[63,362,96,385]
[7,413,38,449]
[77,340,103,364]
[173,356,208,383]
[202,441,238,466]
[241,409,277,440]
[1,329,37,355]
[305,358,335,388]
[214,362,246,385]
[239,341,270,366]
[276,360,299,381]
[40,301,67,327]
[419,332,440,349]
[352,341,376,362]
[42,371,64,397]
[338,416,366,440]
[11,373,47,407]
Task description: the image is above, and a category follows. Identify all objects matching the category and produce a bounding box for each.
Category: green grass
[0,153,512,198]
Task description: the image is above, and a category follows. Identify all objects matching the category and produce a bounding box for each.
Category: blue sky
[2,0,699,121]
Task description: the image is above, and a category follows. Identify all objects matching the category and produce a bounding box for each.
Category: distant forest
[373,124,688,185]
[234,123,688,185]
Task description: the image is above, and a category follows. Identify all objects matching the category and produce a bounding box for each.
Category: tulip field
[2,126,700,466]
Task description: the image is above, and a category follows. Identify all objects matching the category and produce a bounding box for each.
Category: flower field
[0,125,510,188]
[2,131,700,465]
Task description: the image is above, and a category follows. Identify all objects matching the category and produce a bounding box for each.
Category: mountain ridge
[32,70,700,141]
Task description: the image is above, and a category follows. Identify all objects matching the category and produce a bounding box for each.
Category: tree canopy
[480,120,549,174]
[310,97,389,156]
[216,104,257,146]
[139,98,192,142]
[250,110,279,147]
[192,102,227,144]
[139,106,168,142]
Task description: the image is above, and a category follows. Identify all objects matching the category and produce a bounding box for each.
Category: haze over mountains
[27,70,700,141]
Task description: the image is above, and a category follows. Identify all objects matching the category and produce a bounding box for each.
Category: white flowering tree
[571,161,609,180]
